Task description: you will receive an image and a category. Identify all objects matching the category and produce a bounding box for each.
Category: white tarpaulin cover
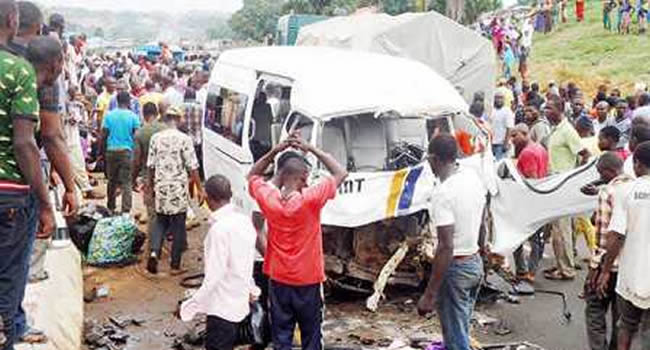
[490,159,599,254]
[16,242,83,350]
[319,152,599,256]
[296,11,497,105]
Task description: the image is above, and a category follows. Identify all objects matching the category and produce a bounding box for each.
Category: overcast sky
[39,0,242,14]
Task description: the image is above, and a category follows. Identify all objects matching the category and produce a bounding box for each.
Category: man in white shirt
[490,91,515,160]
[598,141,650,350]
[594,101,614,135]
[623,123,650,177]
[180,175,258,350]
[162,76,184,109]
[417,133,487,350]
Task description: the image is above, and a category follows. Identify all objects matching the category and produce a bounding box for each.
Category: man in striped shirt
[581,152,633,350]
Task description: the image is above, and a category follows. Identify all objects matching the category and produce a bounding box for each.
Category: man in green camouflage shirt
[0,9,63,346]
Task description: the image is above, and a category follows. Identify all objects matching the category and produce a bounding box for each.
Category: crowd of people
[1,0,650,349]
[472,75,650,350]
[602,0,649,33]
[480,0,649,83]
[0,0,219,348]
[479,15,534,80]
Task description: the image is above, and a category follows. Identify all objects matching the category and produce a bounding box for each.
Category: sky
[39,0,243,14]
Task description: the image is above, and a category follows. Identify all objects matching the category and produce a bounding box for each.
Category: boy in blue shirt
[101,91,141,214]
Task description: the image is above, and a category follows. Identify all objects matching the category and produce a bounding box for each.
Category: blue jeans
[12,228,36,340]
[437,254,483,350]
[492,144,506,161]
[513,226,546,275]
[0,192,38,350]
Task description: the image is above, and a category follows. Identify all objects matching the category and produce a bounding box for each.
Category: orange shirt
[249,176,337,286]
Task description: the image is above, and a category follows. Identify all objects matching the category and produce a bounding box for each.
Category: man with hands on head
[247,131,347,350]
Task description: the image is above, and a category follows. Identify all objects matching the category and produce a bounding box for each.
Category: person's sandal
[28,271,49,284]
[544,270,575,281]
[170,268,188,276]
[84,189,106,200]
[542,266,558,274]
[18,328,48,344]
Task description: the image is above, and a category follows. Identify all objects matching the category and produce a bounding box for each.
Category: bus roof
[216,46,468,120]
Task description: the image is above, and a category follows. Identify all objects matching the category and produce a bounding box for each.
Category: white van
[201,46,490,290]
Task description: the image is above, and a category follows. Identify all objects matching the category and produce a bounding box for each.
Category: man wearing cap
[146,105,204,276]
[100,91,141,215]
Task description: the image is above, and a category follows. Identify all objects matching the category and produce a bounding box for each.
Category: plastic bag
[236,301,267,346]
[86,215,137,267]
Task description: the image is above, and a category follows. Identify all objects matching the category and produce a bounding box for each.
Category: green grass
[529,0,650,96]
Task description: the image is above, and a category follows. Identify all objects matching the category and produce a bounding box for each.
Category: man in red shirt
[513,123,549,179]
[511,123,549,283]
[248,134,347,350]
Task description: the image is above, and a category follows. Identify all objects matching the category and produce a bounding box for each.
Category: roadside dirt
[80,188,517,350]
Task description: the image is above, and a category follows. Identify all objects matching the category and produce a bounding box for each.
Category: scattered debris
[83,316,146,350]
[494,320,513,336]
[472,312,499,327]
[108,316,130,329]
[366,241,410,312]
[481,341,545,349]
[84,284,111,303]
[96,285,110,298]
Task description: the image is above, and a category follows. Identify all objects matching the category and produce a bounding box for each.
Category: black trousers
[269,280,323,350]
[106,150,132,213]
[206,315,238,350]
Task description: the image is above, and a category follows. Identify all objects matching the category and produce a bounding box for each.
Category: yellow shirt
[95,91,113,129]
[139,92,164,110]
[581,136,602,158]
[496,86,515,110]
[549,118,584,173]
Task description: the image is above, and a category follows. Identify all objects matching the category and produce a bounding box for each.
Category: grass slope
[529,0,650,96]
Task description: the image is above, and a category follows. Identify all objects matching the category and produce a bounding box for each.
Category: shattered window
[204,84,249,146]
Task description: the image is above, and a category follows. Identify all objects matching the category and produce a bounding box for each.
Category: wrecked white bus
[201,46,491,291]
[201,46,599,297]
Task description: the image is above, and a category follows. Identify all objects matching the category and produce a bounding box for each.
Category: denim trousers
[150,212,187,269]
[437,254,484,350]
[492,144,506,161]
[0,192,38,350]
[513,226,546,275]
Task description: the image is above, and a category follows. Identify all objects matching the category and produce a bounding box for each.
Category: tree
[229,0,284,41]
[380,0,412,15]
[430,0,501,23]
[463,0,502,23]
[207,21,235,40]
[282,0,316,14]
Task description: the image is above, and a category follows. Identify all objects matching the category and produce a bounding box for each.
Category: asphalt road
[476,242,642,350]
